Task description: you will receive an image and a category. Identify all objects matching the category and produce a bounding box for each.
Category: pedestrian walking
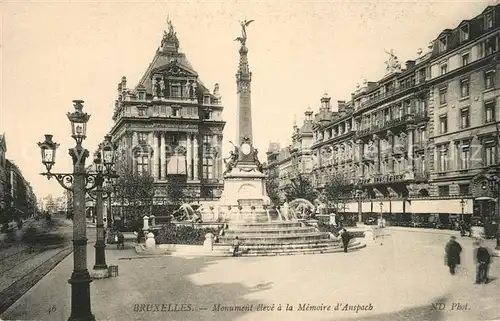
[445,236,462,275]
[474,240,492,284]
[340,228,352,253]
[232,236,241,257]
[459,221,466,237]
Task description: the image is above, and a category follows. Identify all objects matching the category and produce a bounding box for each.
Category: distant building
[109,19,226,206]
[5,159,37,219]
[266,108,315,196]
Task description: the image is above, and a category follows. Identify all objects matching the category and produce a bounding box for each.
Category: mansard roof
[133,19,213,98]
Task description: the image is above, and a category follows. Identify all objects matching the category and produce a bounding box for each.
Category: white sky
[1,0,496,199]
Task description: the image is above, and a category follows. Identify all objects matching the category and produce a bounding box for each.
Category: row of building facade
[267,4,500,224]
[0,134,38,221]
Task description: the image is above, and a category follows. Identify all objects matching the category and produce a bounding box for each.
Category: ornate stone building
[265,109,315,197]
[308,4,500,225]
[109,20,226,202]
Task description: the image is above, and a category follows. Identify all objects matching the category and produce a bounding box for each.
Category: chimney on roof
[337,100,346,112]
[405,60,416,70]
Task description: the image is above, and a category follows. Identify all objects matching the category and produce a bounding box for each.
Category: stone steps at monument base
[213,241,364,256]
[218,232,330,244]
[215,237,356,250]
[223,227,319,235]
[228,222,304,229]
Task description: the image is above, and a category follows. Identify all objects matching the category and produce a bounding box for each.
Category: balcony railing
[359,82,418,110]
[356,112,429,138]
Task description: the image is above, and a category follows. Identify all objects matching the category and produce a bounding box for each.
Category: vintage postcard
[0,1,499,320]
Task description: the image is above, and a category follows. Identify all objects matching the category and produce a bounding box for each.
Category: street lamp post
[37,100,116,321]
[92,136,118,278]
[87,174,118,278]
[460,198,465,223]
[379,201,383,220]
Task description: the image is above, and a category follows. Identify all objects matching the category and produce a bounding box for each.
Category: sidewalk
[1,242,132,321]
[2,229,499,321]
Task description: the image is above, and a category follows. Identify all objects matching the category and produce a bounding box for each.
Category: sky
[1,0,496,199]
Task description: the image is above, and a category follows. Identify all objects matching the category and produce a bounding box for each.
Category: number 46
[47,305,56,314]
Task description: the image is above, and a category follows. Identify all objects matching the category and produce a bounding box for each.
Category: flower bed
[153,223,218,245]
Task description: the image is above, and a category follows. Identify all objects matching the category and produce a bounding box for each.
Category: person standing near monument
[339,228,352,253]
[232,236,242,257]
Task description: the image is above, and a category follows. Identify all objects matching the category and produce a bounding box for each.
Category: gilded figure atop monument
[234,19,254,46]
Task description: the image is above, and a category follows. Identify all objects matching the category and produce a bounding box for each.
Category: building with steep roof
[109,19,226,204]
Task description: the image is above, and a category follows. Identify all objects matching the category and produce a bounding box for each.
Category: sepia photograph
[0,0,500,320]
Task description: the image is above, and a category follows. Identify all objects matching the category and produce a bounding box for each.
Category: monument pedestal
[220,163,270,207]
[219,163,270,222]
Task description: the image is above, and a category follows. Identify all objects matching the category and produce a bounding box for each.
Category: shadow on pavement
[340,295,448,321]
[92,255,271,321]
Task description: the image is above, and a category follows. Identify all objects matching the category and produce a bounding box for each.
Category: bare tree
[265,164,283,206]
[166,180,185,207]
[114,161,155,220]
[321,172,353,213]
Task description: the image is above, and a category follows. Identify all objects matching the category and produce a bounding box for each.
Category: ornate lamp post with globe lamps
[87,136,119,278]
[88,135,117,279]
[37,100,115,321]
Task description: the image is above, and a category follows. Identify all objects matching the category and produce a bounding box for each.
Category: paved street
[1,229,499,321]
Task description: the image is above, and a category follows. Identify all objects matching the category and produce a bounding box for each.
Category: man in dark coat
[445,236,462,275]
[474,240,492,284]
[232,236,242,257]
[340,228,352,253]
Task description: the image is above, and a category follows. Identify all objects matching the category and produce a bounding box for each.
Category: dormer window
[203,95,210,105]
[460,24,470,42]
[138,92,146,100]
[440,63,448,75]
[439,37,447,52]
[462,52,470,66]
[485,12,494,30]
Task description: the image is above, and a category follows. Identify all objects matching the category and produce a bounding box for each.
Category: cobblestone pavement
[1,229,499,321]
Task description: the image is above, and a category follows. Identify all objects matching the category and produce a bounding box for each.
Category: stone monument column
[160,132,166,180]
